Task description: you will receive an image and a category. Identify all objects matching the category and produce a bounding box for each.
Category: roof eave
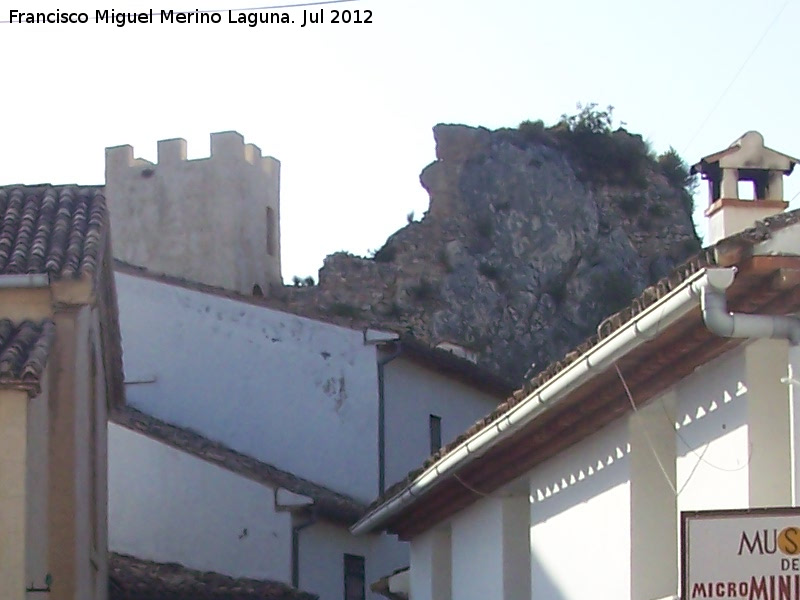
[351,267,731,535]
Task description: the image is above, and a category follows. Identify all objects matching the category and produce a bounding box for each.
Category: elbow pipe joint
[700,281,800,346]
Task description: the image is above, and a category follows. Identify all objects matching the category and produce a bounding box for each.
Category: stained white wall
[116,271,381,501]
[108,422,293,581]
[298,519,408,600]
[528,419,631,600]
[383,357,500,490]
[675,344,753,512]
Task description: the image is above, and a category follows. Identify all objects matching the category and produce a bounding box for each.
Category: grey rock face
[276,124,700,385]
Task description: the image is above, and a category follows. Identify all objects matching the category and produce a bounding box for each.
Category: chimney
[691,131,798,244]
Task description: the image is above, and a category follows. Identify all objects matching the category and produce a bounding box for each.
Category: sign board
[682,508,800,600]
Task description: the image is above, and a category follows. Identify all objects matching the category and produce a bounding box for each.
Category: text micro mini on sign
[682,508,800,599]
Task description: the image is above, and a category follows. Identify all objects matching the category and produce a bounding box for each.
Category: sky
[1,0,798,282]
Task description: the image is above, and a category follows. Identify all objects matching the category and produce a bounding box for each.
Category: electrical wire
[453,473,491,497]
[0,0,361,24]
[615,363,679,495]
[681,0,792,155]
[667,396,753,474]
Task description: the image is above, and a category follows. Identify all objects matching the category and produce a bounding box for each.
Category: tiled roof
[112,406,367,524]
[108,552,317,600]
[365,208,800,516]
[0,319,55,394]
[0,186,106,279]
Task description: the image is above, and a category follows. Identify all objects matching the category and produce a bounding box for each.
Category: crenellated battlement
[105,131,282,295]
[106,131,280,174]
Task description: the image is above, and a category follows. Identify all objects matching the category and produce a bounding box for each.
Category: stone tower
[105,131,281,294]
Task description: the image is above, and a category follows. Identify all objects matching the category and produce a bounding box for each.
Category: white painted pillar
[721,168,739,199]
[0,390,29,600]
[629,392,678,600]
[767,171,784,201]
[410,526,451,600]
[746,339,792,507]
[788,343,800,506]
[451,495,530,600]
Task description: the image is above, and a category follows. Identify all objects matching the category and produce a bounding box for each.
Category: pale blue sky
[2,0,798,281]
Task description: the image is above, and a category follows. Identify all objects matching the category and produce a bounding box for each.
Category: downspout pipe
[352,267,736,535]
[291,509,317,589]
[378,343,403,495]
[700,276,800,504]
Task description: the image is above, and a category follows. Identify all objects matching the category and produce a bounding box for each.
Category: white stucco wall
[675,343,756,512]
[383,357,499,490]
[404,336,800,600]
[108,422,292,581]
[116,271,381,501]
[410,528,451,600]
[298,519,408,600]
[528,419,631,600]
[25,375,49,592]
[450,495,530,600]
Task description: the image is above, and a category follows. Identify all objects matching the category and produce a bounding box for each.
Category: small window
[430,414,442,454]
[344,554,365,600]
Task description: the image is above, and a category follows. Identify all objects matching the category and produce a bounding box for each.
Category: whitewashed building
[104,132,511,600]
[353,132,800,600]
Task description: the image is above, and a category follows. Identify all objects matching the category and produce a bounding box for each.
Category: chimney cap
[691,131,800,177]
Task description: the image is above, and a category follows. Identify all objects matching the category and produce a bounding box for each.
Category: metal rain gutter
[351,267,737,535]
[0,274,49,288]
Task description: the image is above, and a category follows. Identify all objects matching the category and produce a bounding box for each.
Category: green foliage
[552,103,650,188]
[518,119,548,145]
[657,147,697,217]
[291,275,316,287]
[516,102,652,188]
[658,147,694,189]
[558,102,615,135]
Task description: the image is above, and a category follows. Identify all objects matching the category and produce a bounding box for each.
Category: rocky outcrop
[274,123,700,384]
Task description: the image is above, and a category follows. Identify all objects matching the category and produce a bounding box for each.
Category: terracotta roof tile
[0,186,106,279]
[0,319,55,393]
[112,406,367,524]
[108,552,317,600]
